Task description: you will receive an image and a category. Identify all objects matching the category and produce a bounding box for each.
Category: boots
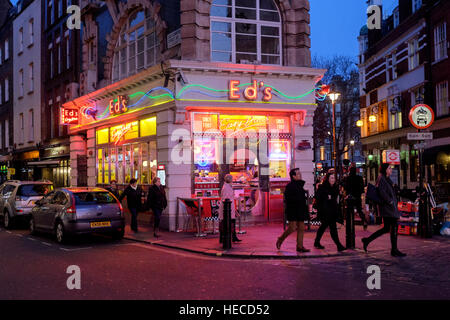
[153,226,160,238]
[390,225,406,257]
[232,220,241,242]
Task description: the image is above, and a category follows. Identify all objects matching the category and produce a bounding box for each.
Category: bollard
[345,196,356,249]
[223,199,232,250]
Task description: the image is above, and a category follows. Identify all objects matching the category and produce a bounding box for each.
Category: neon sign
[109,95,129,115]
[111,123,133,145]
[60,108,79,125]
[219,115,267,133]
[228,80,273,102]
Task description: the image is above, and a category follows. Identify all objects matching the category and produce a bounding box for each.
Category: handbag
[366,183,382,204]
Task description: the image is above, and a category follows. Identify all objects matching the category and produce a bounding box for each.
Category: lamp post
[350,140,355,163]
[329,92,340,175]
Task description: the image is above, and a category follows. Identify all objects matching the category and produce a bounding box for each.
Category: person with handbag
[362,164,406,257]
[313,171,346,252]
[119,178,142,233]
[276,168,310,253]
[146,177,167,238]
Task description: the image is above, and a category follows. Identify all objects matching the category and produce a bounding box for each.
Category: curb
[124,235,367,260]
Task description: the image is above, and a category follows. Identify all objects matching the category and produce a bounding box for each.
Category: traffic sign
[382,150,400,165]
[409,104,434,129]
[407,132,433,140]
[414,142,427,150]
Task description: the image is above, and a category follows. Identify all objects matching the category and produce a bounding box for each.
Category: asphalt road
[0,226,449,300]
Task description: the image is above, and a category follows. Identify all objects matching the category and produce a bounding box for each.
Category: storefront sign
[228,80,273,102]
[409,104,434,130]
[20,150,40,160]
[111,123,133,145]
[219,115,267,133]
[109,95,129,116]
[382,150,400,165]
[268,117,290,133]
[60,108,79,125]
[407,132,433,140]
[269,141,290,160]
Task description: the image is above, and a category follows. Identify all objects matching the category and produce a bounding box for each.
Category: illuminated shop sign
[269,140,290,160]
[109,95,129,115]
[60,108,79,125]
[219,115,267,133]
[229,80,272,102]
[111,122,134,145]
[194,139,217,166]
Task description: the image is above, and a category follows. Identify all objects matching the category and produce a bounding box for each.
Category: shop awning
[27,160,60,167]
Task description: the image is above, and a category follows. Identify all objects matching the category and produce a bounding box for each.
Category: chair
[181,199,199,233]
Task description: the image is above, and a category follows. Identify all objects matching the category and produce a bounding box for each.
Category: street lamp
[356,120,363,127]
[329,92,340,175]
[350,140,355,163]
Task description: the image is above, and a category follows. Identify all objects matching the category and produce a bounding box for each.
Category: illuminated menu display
[60,108,79,125]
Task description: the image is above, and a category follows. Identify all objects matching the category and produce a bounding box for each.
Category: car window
[52,192,68,205]
[2,185,15,197]
[18,184,53,197]
[73,192,117,205]
[41,191,56,204]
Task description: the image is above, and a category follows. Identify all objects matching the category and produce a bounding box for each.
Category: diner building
[65,0,325,231]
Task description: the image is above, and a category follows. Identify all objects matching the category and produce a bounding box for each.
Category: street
[1,226,449,300]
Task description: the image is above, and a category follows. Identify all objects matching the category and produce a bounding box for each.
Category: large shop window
[112,9,159,82]
[96,117,157,185]
[210,0,282,65]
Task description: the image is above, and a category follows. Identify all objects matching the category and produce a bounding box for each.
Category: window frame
[408,38,419,71]
[436,81,449,117]
[434,22,447,62]
[210,0,282,65]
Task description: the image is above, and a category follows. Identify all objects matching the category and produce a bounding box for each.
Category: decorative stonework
[180,0,311,67]
[102,0,168,83]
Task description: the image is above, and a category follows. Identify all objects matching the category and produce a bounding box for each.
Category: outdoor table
[194,197,220,235]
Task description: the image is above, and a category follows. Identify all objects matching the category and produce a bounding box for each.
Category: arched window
[210,0,282,65]
[112,9,159,82]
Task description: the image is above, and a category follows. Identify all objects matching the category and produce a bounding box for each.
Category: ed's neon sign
[229,80,273,102]
[109,95,129,115]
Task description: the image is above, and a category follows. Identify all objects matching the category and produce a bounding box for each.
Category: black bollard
[223,199,232,250]
[345,196,356,249]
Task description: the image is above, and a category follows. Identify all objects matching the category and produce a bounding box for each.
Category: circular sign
[388,152,399,162]
[409,104,434,129]
[316,163,323,170]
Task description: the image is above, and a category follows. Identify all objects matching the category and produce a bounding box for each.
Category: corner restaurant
[64,61,325,231]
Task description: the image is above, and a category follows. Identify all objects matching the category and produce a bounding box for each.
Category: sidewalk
[123,222,446,259]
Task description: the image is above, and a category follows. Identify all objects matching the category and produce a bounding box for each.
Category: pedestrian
[344,165,368,230]
[106,180,120,199]
[276,168,310,253]
[314,171,346,252]
[146,177,167,238]
[219,174,241,243]
[119,178,142,233]
[362,164,406,257]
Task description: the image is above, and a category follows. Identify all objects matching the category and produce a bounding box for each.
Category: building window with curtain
[436,81,449,117]
[408,38,419,70]
[434,22,447,62]
[210,0,282,65]
[112,9,159,82]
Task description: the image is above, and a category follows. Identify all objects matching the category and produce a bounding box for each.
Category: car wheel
[29,217,36,235]
[55,222,66,244]
[4,212,13,230]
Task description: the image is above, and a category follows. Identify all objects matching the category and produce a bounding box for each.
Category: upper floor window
[4,78,8,101]
[434,22,447,62]
[49,0,54,25]
[19,28,24,53]
[19,69,24,97]
[408,38,419,70]
[393,8,399,28]
[0,47,2,64]
[436,81,449,117]
[112,9,159,82]
[4,39,8,60]
[29,19,34,46]
[210,0,282,65]
[412,0,422,13]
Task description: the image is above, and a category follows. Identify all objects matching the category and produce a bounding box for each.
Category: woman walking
[219,174,241,243]
[362,164,406,257]
[276,168,310,253]
[314,171,346,252]
[146,177,167,238]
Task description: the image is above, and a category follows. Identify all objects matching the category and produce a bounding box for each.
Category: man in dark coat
[119,178,142,232]
[276,168,310,252]
[344,166,368,230]
[146,177,167,238]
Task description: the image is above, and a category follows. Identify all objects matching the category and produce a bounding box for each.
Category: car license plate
[90,221,111,228]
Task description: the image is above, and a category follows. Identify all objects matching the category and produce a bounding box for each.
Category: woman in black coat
[314,172,346,251]
[276,168,310,253]
[146,177,167,238]
[362,164,406,257]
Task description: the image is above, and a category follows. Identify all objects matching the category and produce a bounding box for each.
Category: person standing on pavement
[119,178,142,233]
[106,180,120,199]
[219,174,241,243]
[276,168,310,253]
[362,164,406,257]
[146,177,167,238]
[344,165,368,230]
[314,171,347,252]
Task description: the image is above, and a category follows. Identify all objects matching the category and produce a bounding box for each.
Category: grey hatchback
[30,187,125,243]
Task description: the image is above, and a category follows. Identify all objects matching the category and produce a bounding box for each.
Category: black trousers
[153,208,163,229]
[366,217,399,250]
[348,197,367,225]
[315,219,344,248]
[129,207,138,231]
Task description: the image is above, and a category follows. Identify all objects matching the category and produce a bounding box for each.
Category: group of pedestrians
[274,164,406,257]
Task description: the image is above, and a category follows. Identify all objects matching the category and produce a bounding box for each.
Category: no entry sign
[409,104,434,130]
[382,150,400,165]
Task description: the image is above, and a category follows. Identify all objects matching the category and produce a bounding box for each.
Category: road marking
[41,242,52,246]
[27,237,37,241]
[59,247,92,252]
[15,234,23,237]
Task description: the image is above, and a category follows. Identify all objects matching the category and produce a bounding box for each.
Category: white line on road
[27,237,37,241]
[59,247,92,252]
[41,242,52,246]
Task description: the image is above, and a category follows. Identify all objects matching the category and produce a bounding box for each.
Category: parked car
[29,187,125,243]
[0,180,54,229]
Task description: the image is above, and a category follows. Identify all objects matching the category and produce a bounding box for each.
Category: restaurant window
[210,0,282,65]
[140,117,156,136]
[112,9,159,82]
[96,128,109,144]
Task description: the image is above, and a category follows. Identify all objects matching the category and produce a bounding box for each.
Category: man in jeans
[119,178,142,232]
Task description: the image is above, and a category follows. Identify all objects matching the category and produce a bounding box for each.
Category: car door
[34,191,55,230]
[50,192,69,225]
[1,185,15,217]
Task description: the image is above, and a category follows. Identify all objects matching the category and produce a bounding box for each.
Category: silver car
[0,180,54,229]
[30,187,125,243]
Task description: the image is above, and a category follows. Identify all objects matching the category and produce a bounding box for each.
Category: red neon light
[157,164,165,170]
[229,80,241,100]
[111,123,132,145]
[60,108,79,125]
[243,80,258,101]
[109,95,129,116]
[262,87,273,102]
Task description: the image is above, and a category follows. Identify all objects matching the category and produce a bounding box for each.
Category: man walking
[119,178,142,232]
[344,165,368,230]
